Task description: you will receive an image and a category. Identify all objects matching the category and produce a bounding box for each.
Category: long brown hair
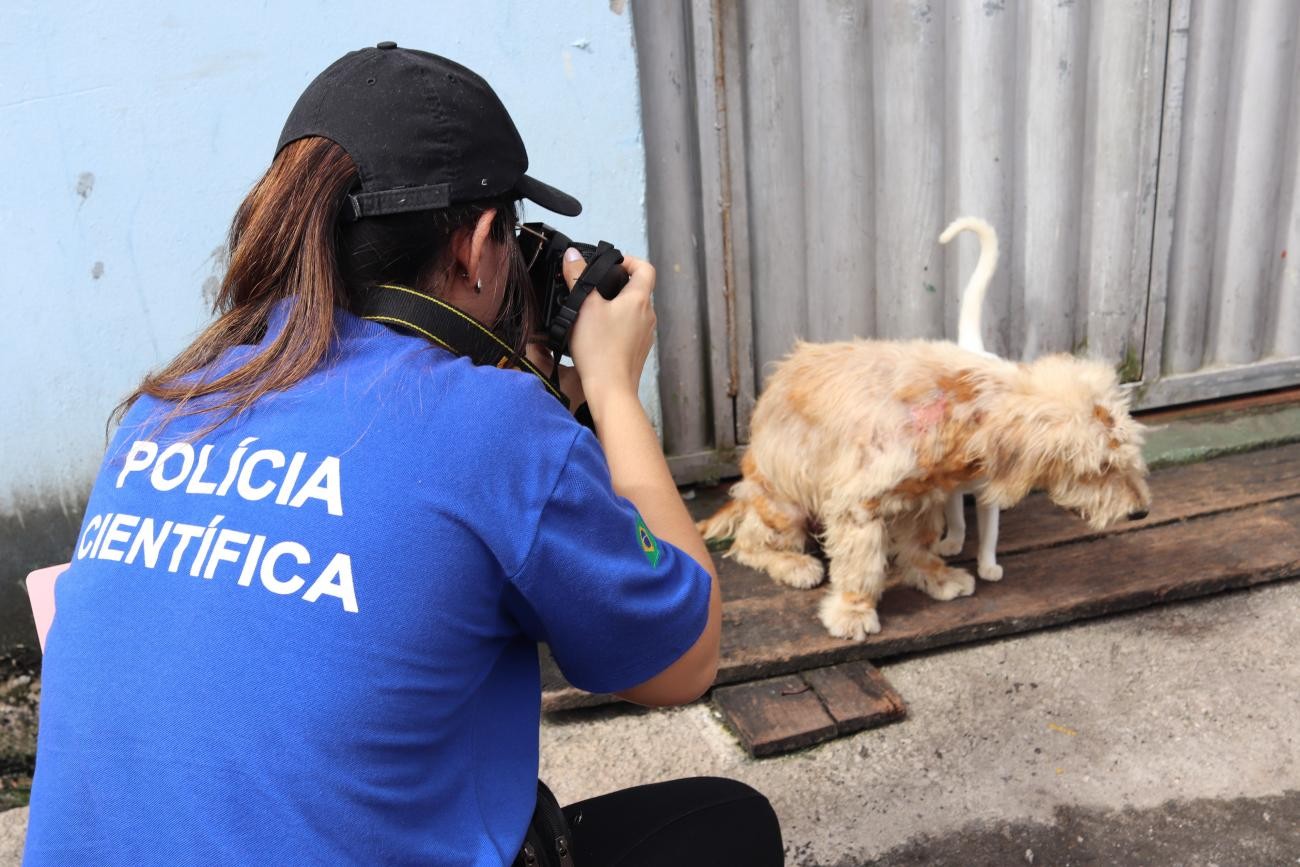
[116,136,527,434]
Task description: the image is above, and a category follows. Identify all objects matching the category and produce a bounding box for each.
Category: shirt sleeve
[505,429,713,695]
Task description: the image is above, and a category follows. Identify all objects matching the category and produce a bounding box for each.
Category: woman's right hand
[562,248,657,406]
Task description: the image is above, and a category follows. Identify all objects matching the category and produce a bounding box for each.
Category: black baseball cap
[276,42,582,221]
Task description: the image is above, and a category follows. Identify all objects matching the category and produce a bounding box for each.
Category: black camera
[517,222,629,356]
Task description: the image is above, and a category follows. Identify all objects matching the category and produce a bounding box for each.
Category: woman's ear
[449,208,498,285]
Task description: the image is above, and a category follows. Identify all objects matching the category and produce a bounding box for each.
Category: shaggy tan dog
[699,341,1151,641]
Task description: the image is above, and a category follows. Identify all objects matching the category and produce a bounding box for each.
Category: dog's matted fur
[699,340,1151,641]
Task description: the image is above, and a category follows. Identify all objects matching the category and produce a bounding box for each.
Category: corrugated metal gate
[635,0,1300,482]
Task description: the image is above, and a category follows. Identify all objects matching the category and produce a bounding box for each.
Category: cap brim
[515,174,582,217]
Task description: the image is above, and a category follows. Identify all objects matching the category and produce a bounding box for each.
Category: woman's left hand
[525,342,586,415]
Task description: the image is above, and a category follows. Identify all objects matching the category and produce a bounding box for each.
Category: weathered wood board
[712,675,837,758]
[543,445,1300,712]
[713,660,906,758]
[799,660,906,736]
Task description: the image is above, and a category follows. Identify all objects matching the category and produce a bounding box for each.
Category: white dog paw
[819,594,882,641]
[775,556,826,590]
[922,567,976,601]
[978,561,1004,581]
[935,536,963,557]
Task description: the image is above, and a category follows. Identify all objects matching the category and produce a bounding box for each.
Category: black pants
[559,777,784,866]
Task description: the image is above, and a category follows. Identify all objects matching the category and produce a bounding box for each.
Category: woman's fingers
[561,247,586,290]
[563,247,657,402]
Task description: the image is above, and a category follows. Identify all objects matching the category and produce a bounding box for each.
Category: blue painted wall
[0,0,649,644]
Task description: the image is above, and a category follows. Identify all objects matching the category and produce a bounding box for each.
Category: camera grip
[593,258,629,300]
[546,243,628,355]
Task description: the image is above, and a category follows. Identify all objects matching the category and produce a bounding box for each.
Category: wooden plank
[542,493,1300,712]
[712,674,836,758]
[713,661,906,757]
[800,661,906,736]
[1135,386,1300,424]
[713,497,1300,683]
[1130,358,1300,411]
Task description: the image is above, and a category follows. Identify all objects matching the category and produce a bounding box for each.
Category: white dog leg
[936,491,966,556]
[818,508,888,640]
[975,500,1003,581]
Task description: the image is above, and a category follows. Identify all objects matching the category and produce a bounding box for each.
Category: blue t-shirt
[25,302,712,866]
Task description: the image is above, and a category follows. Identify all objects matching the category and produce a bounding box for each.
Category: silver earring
[474,279,482,295]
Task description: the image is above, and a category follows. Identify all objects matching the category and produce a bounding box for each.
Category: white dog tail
[940,216,999,355]
[697,498,745,542]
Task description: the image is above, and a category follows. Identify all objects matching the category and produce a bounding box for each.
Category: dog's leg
[728,489,824,590]
[818,505,889,640]
[975,499,1003,580]
[898,549,977,600]
[936,491,966,556]
[896,506,976,601]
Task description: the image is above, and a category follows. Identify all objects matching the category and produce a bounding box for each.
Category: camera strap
[545,242,623,356]
[350,283,570,409]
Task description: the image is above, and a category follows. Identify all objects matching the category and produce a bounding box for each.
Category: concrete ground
[1,580,1297,864]
[535,577,1300,866]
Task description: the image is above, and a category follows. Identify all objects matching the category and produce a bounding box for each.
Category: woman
[24,44,782,866]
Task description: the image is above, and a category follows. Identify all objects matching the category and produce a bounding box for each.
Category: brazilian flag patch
[635,513,663,568]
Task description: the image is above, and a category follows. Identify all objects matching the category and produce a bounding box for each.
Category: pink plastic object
[26,563,70,651]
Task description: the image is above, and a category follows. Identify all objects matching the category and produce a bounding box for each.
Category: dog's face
[1044,437,1151,529]
[980,355,1151,527]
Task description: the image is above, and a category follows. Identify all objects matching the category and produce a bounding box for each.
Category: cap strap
[346,183,452,220]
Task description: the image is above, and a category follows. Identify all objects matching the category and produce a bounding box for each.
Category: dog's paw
[919,566,976,601]
[777,556,826,590]
[935,536,964,557]
[819,592,882,641]
[978,561,1004,581]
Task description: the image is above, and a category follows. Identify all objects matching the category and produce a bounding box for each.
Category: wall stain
[202,244,228,309]
[202,276,221,306]
[76,171,94,200]
[1117,344,1142,383]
